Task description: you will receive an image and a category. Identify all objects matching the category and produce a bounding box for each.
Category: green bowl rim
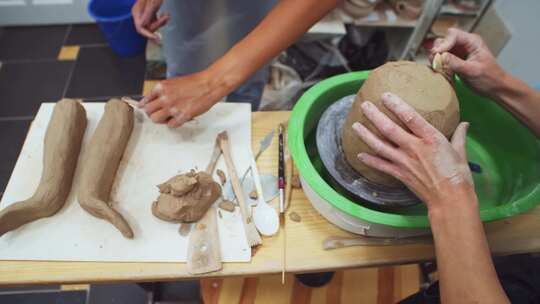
[288,71,540,228]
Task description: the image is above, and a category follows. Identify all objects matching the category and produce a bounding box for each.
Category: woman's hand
[132,0,169,41]
[352,92,475,209]
[431,28,507,99]
[138,70,233,128]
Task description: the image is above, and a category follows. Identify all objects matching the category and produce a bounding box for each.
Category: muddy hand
[431,28,506,98]
[351,92,474,209]
[138,71,224,128]
[132,0,169,41]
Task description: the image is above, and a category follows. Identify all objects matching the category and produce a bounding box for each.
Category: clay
[249,190,258,200]
[218,200,235,212]
[291,175,302,189]
[178,223,191,236]
[289,211,301,222]
[0,99,86,236]
[342,61,460,186]
[216,169,226,185]
[78,99,134,238]
[152,171,222,223]
[340,0,381,18]
[389,0,424,20]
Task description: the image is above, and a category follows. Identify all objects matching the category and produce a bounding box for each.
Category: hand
[132,0,169,41]
[351,92,475,209]
[138,71,230,128]
[431,28,507,99]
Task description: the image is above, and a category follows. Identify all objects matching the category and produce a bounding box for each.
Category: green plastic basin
[288,71,540,228]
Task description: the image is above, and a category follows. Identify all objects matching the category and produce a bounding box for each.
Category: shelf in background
[440,2,480,17]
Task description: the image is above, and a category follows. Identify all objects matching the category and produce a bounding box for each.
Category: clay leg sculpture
[78,99,134,238]
[0,99,87,236]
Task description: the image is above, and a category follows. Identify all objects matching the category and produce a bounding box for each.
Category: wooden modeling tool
[186,136,223,274]
[218,131,262,247]
[323,235,432,250]
[121,96,141,108]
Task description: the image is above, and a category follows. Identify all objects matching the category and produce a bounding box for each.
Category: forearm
[206,0,340,95]
[492,73,540,137]
[428,193,509,304]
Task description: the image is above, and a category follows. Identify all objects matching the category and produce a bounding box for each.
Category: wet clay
[341,61,460,186]
[216,169,226,186]
[0,99,87,236]
[152,170,222,223]
[218,200,235,212]
[78,99,135,239]
[291,175,302,189]
[178,223,191,236]
[289,211,301,222]
[249,190,258,200]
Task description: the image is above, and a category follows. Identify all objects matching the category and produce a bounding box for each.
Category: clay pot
[341,61,460,187]
[340,0,383,19]
[389,0,424,20]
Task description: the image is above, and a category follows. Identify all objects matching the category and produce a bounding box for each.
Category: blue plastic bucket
[88,0,146,57]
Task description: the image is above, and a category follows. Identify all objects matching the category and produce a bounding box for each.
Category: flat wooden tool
[322,235,432,250]
[186,137,223,274]
[218,131,262,247]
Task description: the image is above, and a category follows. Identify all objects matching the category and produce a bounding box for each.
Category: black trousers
[399,254,540,304]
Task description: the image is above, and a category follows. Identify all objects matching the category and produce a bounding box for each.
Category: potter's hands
[138,71,229,128]
[430,28,507,98]
[352,92,476,209]
[132,0,169,41]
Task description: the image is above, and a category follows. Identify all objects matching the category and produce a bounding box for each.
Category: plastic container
[288,71,540,228]
[88,0,146,57]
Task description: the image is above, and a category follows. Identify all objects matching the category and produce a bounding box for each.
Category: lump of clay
[152,170,222,223]
[341,61,460,187]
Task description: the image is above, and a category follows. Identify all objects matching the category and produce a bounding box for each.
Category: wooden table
[1,111,539,286]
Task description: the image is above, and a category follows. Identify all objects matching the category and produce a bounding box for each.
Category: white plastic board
[0,102,252,263]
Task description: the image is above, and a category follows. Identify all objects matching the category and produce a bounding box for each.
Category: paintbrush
[278,123,286,284]
[278,124,285,214]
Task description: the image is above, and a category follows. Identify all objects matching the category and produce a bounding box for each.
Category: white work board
[0,102,252,263]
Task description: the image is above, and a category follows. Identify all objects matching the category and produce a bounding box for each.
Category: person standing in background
[132,0,341,127]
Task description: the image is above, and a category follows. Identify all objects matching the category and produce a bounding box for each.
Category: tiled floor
[0,23,146,198]
[65,46,145,99]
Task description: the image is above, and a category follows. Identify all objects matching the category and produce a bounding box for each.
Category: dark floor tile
[0,290,86,304]
[88,283,147,304]
[156,281,201,302]
[0,61,74,117]
[0,284,59,293]
[65,46,145,99]
[0,25,68,61]
[0,120,31,195]
[66,23,107,46]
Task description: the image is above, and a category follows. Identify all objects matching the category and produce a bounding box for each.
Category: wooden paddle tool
[218,131,262,247]
[186,136,223,274]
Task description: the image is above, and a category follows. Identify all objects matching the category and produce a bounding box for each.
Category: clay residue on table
[152,170,221,223]
[218,200,235,212]
[289,211,301,222]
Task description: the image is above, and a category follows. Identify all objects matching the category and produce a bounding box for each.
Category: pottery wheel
[316,95,420,208]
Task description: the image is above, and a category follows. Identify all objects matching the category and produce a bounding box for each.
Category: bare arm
[351,93,509,303]
[429,191,508,303]
[490,74,540,136]
[432,28,540,137]
[139,0,340,127]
